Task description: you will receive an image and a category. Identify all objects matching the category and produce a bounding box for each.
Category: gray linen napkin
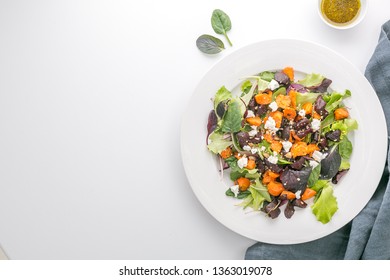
[245,20,390,260]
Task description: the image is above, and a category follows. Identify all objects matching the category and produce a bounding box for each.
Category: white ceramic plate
[181,39,387,244]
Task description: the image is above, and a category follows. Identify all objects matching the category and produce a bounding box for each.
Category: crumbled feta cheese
[298,109,306,117]
[297,178,301,181]
[309,160,319,169]
[281,141,293,152]
[230,185,240,197]
[260,146,266,152]
[248,128,258,137]
[295,190,302,200]
[268,79,280,90]
[237,157,248,169]
[264,116,279,132]
[312,150,327,162]
[251,125,258,130]
[311,119,321,132]
[246,110,255,118]
[251,148,258,155]
[268,155,278,164]
[243,145,251,151]
[269,101,278,112]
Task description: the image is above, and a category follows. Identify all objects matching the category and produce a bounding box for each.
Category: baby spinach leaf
[196,34,225,54]
[339,136,353,159]
[211,9,233,46]
[221,100,242,133]
[225,189,250,199]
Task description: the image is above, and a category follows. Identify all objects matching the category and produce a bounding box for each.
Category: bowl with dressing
[318,0,367,29]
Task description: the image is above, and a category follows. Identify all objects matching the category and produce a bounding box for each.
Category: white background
[0,0,389,259]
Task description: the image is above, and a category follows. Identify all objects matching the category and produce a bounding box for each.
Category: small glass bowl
[318,0,368,30]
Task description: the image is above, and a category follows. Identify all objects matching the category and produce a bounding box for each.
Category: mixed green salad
[206,67,358,224]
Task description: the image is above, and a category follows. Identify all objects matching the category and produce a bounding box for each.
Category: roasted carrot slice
[302,102,313,115]
[267,181,285,196]
[220,147,232,159]
[283,107,297,121]
[334,107,349,120]
[291,141,308,158]
[276,94,292,109]
[236,177,251,191]
[246,159,256,170]
[246,116,261,126]
[269,111,283,128]
[301,188,317,200]
[255,91,272,105]
[280,190,296,200]
[271,141,283,153]
[282,67,294,81]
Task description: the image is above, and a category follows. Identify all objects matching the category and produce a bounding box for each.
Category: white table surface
[0,0,389,260]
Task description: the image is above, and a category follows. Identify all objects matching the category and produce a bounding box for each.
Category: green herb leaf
[339,136,353,159]
[196,34,225,54]
[211,9,233,46]
[311,184,338,224]
[221,100,242,133]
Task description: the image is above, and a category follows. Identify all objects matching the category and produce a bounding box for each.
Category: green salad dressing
[321,0,361,24]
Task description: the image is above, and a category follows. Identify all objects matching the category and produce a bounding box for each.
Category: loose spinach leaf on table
[196,34,225,54]
[211,9,233,46]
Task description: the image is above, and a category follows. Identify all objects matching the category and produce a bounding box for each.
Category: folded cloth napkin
[245,20,390,260]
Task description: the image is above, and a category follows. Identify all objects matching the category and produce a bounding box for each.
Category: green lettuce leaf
[237,195,254,209]
[249,186,266,211]
[298,73,325,87]
[324,90,351,112]
[311,184,338,224]
[207,131,232,154]
[252,178,271,202]
[272,87,286,101]
[241,80,252,93]
[296,92,319,106]
[339,159,350,170]
[214,86,232,111]
[311,180,329,192]
[221,100,242,133]
[332,119,358,135]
